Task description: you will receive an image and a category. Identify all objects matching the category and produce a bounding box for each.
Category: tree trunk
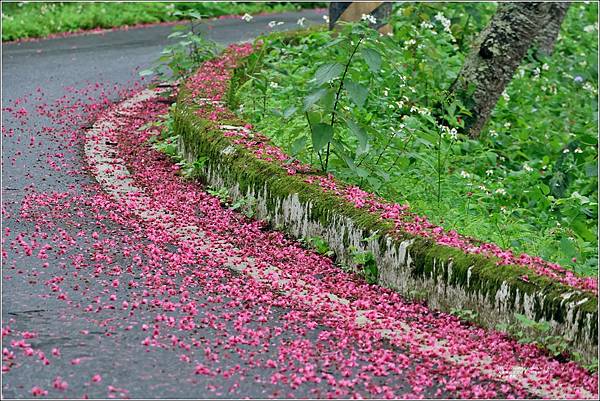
[451,2,552,137]
[535,2,570,57]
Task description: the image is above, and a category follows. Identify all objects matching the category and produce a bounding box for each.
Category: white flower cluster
[434,12,452,34]
[361,14,377,25]
[582,82,597,94]
[420,21,434,29]
[440,125,458,140]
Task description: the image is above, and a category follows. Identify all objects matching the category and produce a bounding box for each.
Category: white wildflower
[405,39,416,46]
[504,122,511,129]
[269,82,279,89]
[383,89,389,97]
[486,169,494,176]
[361,14,377,25]
[489,130,498,137]
[502,91,510,102]
[574,147,583,154]
[523,164,533,172]
[420,20,434,29]
[460,170,470,179]
[495,188,507,196]
[562,148,570,153]
[542,63,549,71]
[478,185,487,191]
[583,82,597,94]
[449,128,458,140]
[297,17,306,26]
[434,12,452,33]
[241,13,253,22]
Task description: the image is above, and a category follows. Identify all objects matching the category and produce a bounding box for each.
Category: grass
[229,2,598,276]
[1,1,324,41]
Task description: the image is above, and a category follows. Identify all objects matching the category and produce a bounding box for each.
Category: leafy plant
[140,10,217,82]
[350,247,378,284]
[450,308,479,322]
[207,186,230,204]
[304,236,334,257]
[497,313,571,361]
[231,195,257,218]
[180,157,208,179]
[151,135,179,158]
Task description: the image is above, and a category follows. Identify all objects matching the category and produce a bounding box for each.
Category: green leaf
[346,119,368,154]
[311,123,333,153]
[313,63,344,86]
[303,88,328,111]
[139,69,155,77]
[361,48,382,73]
[572,220,596,242]
[344,79,368,108]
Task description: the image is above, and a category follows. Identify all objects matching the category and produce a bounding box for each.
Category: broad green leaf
[313,63,344,85]
[361,48,382,73]
[346,119,368,154]
[311,123,333,153]
[139,69,155,77]
[344,79,368,108]
[303,88,328,111]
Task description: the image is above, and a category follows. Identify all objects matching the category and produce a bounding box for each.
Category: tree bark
[451,2,552,137]
[535,2,571,57]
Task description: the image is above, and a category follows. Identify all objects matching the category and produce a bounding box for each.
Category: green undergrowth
[1,1,324,41]
[227,2,598,277]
